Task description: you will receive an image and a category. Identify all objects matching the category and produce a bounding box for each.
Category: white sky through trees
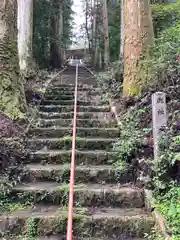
[71,0,87,49]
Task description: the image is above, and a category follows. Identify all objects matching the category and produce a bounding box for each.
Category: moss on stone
[0,2,27,119]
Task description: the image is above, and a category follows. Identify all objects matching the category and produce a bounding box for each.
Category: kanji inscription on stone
[152,92,167,159]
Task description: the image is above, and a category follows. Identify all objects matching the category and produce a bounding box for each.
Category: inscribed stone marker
[152,92,167,159]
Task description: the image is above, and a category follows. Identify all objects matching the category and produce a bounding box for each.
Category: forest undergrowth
[0,69,59,216]
[97,11,180,239]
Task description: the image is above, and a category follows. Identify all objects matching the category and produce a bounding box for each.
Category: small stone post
[152,92,167,160]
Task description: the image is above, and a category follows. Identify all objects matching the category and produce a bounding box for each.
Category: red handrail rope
[66,64,79,240]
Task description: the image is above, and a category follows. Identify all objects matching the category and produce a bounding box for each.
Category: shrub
[151,0,180,36]
[139,22,180,92]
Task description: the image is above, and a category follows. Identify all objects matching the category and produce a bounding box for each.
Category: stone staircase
[0,67,155,239]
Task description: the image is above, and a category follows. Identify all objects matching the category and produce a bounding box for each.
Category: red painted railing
[66,64,79,240]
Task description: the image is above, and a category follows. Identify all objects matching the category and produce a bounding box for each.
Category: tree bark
[120,0,124,60]
[92,3,96,66]
[17,0,33,74]
[0,0,27,119]
[123,0,154,96]
[102,0,109,69]
[99,51,102,69]
[85,0,92,56]
[58,3,64,64]
[50,0,62,69]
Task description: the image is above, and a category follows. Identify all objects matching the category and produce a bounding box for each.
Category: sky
[71,0,86,49]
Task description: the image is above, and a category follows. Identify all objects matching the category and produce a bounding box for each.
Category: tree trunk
[58,3,63,65]
[92,0,97,66]
[95,38,99,68]
[123,0,154,96]
[99,51,102,69]
[17,0,33,74]
[0,0,27,119]
[120,0,124,60]
[50,0,62,69]
[102,0,109,69]
[85,0,91,56]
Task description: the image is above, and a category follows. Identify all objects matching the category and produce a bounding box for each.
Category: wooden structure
[66,48,89,59]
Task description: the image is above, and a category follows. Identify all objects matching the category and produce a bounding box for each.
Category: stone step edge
[28,137,118,142]
[24,163,117,171]
[12,182,144,208]
[0,206,152,219]
[30,127,119,131]
[5,236,145,240]
[39,111,114,117]
[41,100,106,103]
[46,86,102,90]
[39,105,110,109]
[13,182,142,194]
[30,149,118,155]
[23,163,132,183]
[38,116,115,120]
[0,206,155,238]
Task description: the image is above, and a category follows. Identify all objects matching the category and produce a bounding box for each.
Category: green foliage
[0,138,29,213]
[102,92,109,104]
[144,227,164,240]
[99,1,180,94]
[151,0,180,36]
[113,120,141,163]
[150,121,180,190]
[97,0,120,64]
[63,0,74,47]
[100,0,180,65]
[96,61,123,97]
[33,0,73,68]
[138,21,180,92]
[0,174,14,211]
[113,108,145,169]
[0,175,28,213]
[113,107,180,238]
[108,0,120,61]
[33,0,52,67]
[155,185,180,239]
[104,2,180,238]
[25,217,37,239]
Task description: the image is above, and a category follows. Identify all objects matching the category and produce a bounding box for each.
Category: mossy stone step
[41,100,105,106]
[12,182,144,208]
[44,91,103,101]
[0,205,154,237]
[29,127,119,138]
[45,95,74,101]
[35,237,145,240]
[39,105,110,113]
[48,83,96,88]
[6,235,145,239]
[44,91,104,101]
[36,237,144,240]
[28,137,117,151]
[23,164,133,184]
[81,238,144,240]
[30,150,118,165]
[36,237,59,240]
[36,237,60,240]
[39,112,113,120]
[5,236,60,240]
[37,118,117,128]
[46,86,102,93]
